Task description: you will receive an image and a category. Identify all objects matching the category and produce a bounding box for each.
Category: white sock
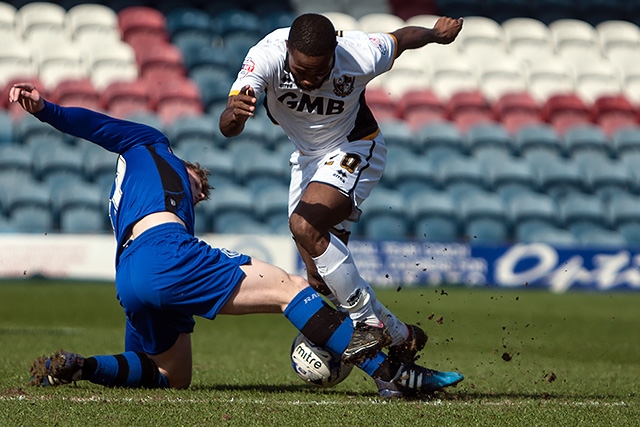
[313,234,381,327]
[366,283,409,346]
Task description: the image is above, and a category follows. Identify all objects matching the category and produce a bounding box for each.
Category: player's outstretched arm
[8,82,45,114]
[391,16,463,57]
[219,85,257,137]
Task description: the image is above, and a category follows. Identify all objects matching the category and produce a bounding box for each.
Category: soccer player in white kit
[220,14,463,365]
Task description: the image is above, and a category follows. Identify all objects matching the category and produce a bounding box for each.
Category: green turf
[0,279,638,426]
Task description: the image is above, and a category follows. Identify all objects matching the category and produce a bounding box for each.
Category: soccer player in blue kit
[11,83,463,398]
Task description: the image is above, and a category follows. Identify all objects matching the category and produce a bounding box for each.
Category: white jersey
[229,28,398,156]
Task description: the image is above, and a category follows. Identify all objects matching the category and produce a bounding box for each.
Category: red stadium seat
[591,94,638,137]
[493,91,543,134]
[118,6,168,45]
[101,79,151,118]
[365,87,399,122]
[136,43,186,86]
[446,90,495,132]
[50,79,101,110]
[149,77,202,111]
[396,89,445,130]
[541,93,592,135]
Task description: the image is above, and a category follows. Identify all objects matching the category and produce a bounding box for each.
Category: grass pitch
[0,279,638,426]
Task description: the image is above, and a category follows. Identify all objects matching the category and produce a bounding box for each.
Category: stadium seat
[481,155,536,200]
[550,19,602,63]
[533,157,585,200]
[363,215,411,240]
[150,77,203,121]
[591,94,638,137]
[502,17,554,61]
[50,78,100,110]
[562,124,611,159]
[559,191,608,233]
[507,191,560,234]
[101,79,151,118]
[261,10,297,33]
[572,226,627,247]
[457,190,510,244]
[18,2,67,45]
[9,205,53,233]
[213,211,270,235]
[0,110,13,144]
[0,2,17,36]
[493,91,543,134]
[612,126,640,156]
[415,120,466,162]
[3,177,51,216]
[59,205,107,234]
[208,184,254,218]
[136,42,186,86]
[214,9,263,39]
[81,143,118,186]
[573,60,623,104]
[609,193,640,246]
[379,119,416,151]
[578,158,634,201]
[365,87,399,122]
[456,16,507,59]
[396,89,444,130]
[118,6,168,45]
[0,145,31,178]
[407,191,459,242]
[253,183,289,224]
[0,43,37,89]
[513,123,563,158]
[475,54,527,102]
[178,144,236,188]
[437,155,487,201]
[66,3,119,45]
[91,61,139,93]
[322,12,361,31]
[524,57,575,103]
[234,148,290,193]
[190,68,234,113]
[427,54,479,99]
[358,12,404,33]
[541,93,592,135]
[515,222,578,245]
[374,66,431,101]
[445,90,495,132]
[32,143,85,188]
[384,146,439,194]
[464,122,512,155]
[165,8,213,41]
[597,20,640,63]
[13,112,68,145]
[165,114,221,149]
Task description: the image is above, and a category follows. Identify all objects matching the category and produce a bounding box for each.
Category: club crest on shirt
[333,75,355,97]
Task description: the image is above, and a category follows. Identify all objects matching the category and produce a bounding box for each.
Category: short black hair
[288,13,337,57]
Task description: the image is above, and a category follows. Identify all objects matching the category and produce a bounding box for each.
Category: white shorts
[287,135,387,232]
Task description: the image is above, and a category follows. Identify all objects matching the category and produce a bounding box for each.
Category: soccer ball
[290,332,353,388]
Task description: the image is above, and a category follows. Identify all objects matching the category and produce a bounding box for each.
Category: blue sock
[284,287,389,378]
[82,352,169,388]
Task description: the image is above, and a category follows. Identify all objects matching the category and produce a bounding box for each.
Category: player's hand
[228,84,257,119]
[8,83,45,113]
[432,17,463,45]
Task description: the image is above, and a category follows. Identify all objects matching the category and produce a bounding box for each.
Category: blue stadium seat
[579,159,635,201]
[611,126,640,157]
[254,183,289,223]
[50,181,103,216]
[32,143,84,186]
[59,206,107,233]
[563,124,612,159]
[9,205,53,233]
[514,124,563,158]
[408,191,459,242]
[530,157,585,200]
[384,146,439,195]
[190,68,235,113]
[208,184,254,218]
[166,114,222,149]
[515,222,578,245]
[573,227,627,247]
[464,122,514,156]
[0,144,32,177]
[261,10,296,33]
[3,178,51,217]
[609,193,640,246]
[508,191,560,233]
[14,114,68,146]
[558,192,609,237]
[415,120,466,162]
[437,156,487,202]
[0,110,13,144]
[364,215,411,240]
[166,8,213,41]
[458,191,510,244]
[213,211,270,234]
[481,155,536,200]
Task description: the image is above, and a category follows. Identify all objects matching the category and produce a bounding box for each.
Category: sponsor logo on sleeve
[369,37,388,56]
[239,58,255,77]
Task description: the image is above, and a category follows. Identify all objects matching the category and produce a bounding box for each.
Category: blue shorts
[116,223,251,355]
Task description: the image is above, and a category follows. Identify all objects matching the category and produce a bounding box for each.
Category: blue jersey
[35,101,195,264]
